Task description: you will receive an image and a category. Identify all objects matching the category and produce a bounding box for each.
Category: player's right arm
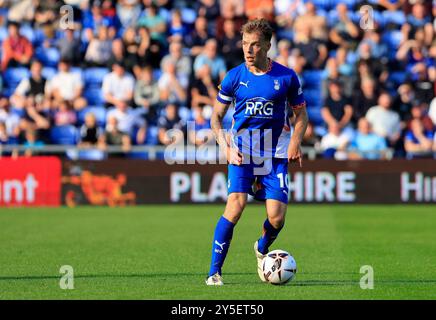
[211,99,243,165]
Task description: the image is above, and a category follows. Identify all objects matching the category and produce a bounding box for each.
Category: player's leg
[258,199,287,254]
[253,158,289,254]
[207,193,247,283]
[207,163,253,284]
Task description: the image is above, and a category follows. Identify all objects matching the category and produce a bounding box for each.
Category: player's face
[242,32,271,67]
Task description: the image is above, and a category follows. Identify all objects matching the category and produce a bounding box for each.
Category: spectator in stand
[11,60,47,109]
[57,27,82,66]
[293,1,328,43]
[134,65,161,124]
[160,40,192,80]
[245,0,274,23]
[329,3,359,49]
[48,59,86,111]
[122,27,140,74]
[0,122,9,144]
[407,103,434,132]
[82,0,120,40]
[348,118,388,160]
[84,25,113,67]
[168,9,189,42]
[320,122,349,159]
[193,38,227,83]
[195,0,220,22]
[404,118,434,159]
[19,96,51,144]
[106,102,146,144]
[137,25,163,69]
[189,64,218,110]
[116,0,142,29]
[158,59,188,106]
[402,0,433,47]
[185,16,210,57]
[1,21,33,70]
[216,0,246,40]
[275,39,297,69]
[23,127,45,157]
[219,19,244,70]
[366,92,402,151]
[351,77,379,125]
[293,24,328,70]
[358,40,389,86]
[188,106,214,147]
[429,97,436,126]
[54,100,77,126]
[335,46,356,97]
[98,115,131,154]
[102,61,135,109]
[107,38,125,69]
[0,97,20,143]
[157,103,185,146]
[79,112,103,147]
[393,83,415,126]
[137,3,167,45]
[321,80,353,135]
[373,0,405,11]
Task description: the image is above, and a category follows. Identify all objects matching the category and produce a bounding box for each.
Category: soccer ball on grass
[261,250,297,285]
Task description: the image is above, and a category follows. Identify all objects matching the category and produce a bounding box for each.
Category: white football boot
[205,273,224,286]
[254,241,267,282]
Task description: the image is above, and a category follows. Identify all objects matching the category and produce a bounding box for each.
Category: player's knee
[269,214,285,229]
[224,193,247,223]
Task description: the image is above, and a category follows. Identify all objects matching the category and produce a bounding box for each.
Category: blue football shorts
[227,157,289,204]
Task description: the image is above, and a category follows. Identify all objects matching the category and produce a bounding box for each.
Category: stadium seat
[0,27,8,43]
[83,67,109,87]
[50,125,78,145]
[382,10,406,26]
[388,71,408,87]
[307,106,324,126]
[302,70,323,90]
[181,8,197,24]
[41,67,57,80]
[35,47,61,68]
[83,88,105,105]
[145,125,159,145]
[382,30,403,50]
[4,67,30,89]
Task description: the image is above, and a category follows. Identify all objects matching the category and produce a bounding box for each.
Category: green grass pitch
[0,205,435,300]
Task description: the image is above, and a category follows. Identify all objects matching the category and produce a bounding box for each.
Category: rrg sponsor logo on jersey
[245,97,274,117]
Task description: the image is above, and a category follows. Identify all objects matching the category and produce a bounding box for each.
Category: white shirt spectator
[106,107,145,135]
[320,132,349,151]
[48,71,83,101]
[102,72,135,102]
[429,97,436,126]
[366,105,401,139]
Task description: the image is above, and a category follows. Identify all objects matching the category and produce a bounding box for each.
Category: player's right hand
[226,146,244,165]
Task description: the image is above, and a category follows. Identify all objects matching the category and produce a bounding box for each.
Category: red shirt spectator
[1,21,34,70]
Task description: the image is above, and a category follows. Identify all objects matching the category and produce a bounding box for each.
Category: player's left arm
[287,71,309,167]
[288,105,308,167]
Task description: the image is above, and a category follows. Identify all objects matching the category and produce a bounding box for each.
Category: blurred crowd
[0,0,435,160]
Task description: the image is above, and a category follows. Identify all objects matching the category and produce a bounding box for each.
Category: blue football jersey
[216,60,306,158]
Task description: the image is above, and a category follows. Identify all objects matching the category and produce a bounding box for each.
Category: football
[262,250,297,285]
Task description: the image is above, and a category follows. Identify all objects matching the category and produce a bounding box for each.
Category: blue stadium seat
[382,10,406,26]
[382,30,403,50]
[84,67,109,87]
[302,70,323,90]
[50,125,78,145]
[0,27,8,43]
[181,8,197,24]
[4,67,30,88]
[307,106,324,126]
[41,67,57,80]
[307,0,331,11]
[128,151,150,159]
[83,88,105,105]
[388,71,408,87]
[36,47,61,68]
[77,106,106,127]
[145,125,159,145]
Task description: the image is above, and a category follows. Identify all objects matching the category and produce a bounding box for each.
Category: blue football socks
[208,216,235,276]
[257,218,283,255]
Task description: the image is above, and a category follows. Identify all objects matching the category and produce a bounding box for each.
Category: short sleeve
[216,72,234,105]
[287,71,306,110]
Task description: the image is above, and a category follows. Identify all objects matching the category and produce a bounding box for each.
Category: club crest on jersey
[245,97,274,118]
[274,79,280,90]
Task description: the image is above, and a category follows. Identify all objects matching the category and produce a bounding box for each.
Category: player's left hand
[288,141,303,168]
